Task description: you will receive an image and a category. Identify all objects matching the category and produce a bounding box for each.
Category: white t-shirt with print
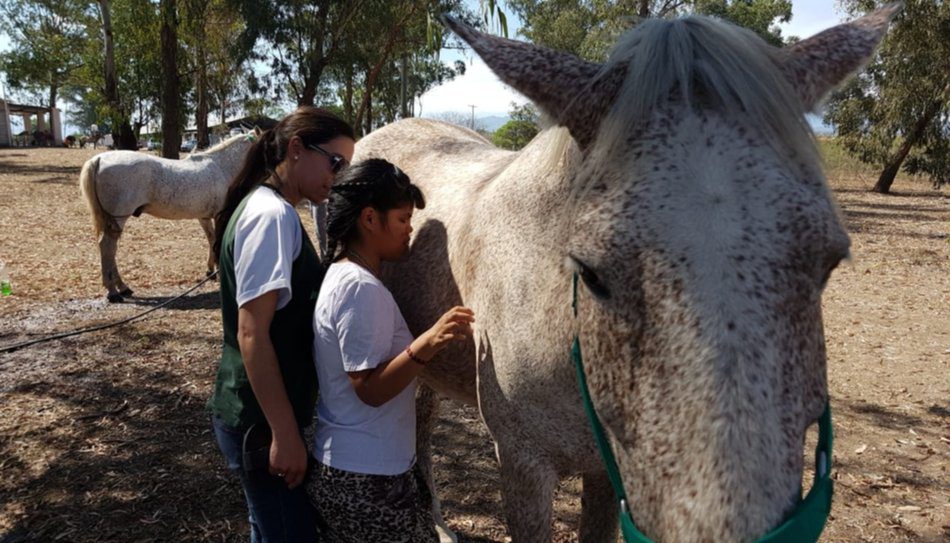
[312,262,417,476]
[233,186,302,310]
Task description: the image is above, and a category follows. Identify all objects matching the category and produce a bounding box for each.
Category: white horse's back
[80,133,255,301]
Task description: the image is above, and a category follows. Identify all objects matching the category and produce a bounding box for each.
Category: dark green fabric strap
[570,273,834,543]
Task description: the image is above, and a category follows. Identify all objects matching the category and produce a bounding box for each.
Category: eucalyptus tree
[178,0,245,148]
[825,0,949,192]
[507,0,792,61]
[0,0,92,111]
[228,0,367,106]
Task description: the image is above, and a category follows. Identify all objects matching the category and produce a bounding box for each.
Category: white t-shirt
[312,262,417,476]
[233,186,302,310]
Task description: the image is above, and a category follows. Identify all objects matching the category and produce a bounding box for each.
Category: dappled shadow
[0,159,82,177]
[835,195,950,239]
[30,176,76,186]
[927,404,949,418]
[0,323,244,543]
[123,289,221,311]
[832,187,950,200]
[842,399,925,430]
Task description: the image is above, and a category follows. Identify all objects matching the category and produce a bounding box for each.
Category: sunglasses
[306,143,348,173]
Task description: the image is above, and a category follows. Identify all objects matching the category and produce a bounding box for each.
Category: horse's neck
[207,140,249,178]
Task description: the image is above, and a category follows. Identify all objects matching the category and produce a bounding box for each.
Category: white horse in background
[351,6,900,542]
[80,130,258,302]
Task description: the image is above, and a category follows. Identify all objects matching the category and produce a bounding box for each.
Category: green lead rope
[570,273,834,543]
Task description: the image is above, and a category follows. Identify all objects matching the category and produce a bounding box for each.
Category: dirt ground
[0,146,947,543]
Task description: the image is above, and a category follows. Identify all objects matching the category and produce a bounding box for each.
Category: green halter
[571,273,834,542]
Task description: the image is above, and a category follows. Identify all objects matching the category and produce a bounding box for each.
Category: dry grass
[0,145,947,542]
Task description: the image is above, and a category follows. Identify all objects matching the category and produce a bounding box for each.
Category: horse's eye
[569,256,611,300]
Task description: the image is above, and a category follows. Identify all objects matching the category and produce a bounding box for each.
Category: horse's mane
[578,15,820,191]
[191,132,248,156]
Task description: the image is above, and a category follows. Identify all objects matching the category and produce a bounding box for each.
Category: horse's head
[445,5,898,541]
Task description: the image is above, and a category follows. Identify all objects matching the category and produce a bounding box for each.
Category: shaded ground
[0,147,947,542]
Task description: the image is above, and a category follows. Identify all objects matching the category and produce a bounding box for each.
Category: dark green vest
[207,188,323,429]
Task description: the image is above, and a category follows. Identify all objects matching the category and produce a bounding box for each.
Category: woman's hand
[415,306,474,361]
[269,431,309,489]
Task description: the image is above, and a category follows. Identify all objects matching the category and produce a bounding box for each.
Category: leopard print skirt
[307,461,438,543]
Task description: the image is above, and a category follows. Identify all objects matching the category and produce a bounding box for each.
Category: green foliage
[63,0,163,136]
[492,101,540,150]
[509,101,540,123]
[508,0,792,61]
[0,0,92,108]
[692,0,791,45]
[824,0,949,188]
[492,119,539,149]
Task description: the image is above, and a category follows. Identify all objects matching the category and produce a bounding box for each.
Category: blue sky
[0,1,850,129]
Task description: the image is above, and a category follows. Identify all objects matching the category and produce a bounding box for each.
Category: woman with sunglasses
[306,159,474,542]
[208,106,354,542]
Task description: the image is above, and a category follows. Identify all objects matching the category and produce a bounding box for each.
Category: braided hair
[212,106,354,258]
[325,158,426,264]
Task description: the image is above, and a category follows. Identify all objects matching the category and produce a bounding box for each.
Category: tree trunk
[196,56,209,149]
[638,0,650,17]
[98,0,137,150]
[872,101,941,194]
[99,0,118,107]
[300,58,328,107]
[48,86,57,113]
[354,26,403,132]
[364,86,372,136]
[400,55,408,119]
[343,65,354,125]
[160,0,181,159]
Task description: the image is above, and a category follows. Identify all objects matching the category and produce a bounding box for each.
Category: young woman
[307,159,474,542]
[207,106,354,542]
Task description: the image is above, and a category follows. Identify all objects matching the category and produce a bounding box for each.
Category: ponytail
[212,107,355,259]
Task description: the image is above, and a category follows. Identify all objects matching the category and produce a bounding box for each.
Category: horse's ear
[777,2,901,110]
[441,15,619,149]
[254,126,262,136]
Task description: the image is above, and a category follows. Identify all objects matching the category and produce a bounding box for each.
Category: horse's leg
[99,223,127,302]
[198,218,216,279]
[579,469,619,543]
[415,384,458,543]
[495,443,558,543]
[111,218,133,298]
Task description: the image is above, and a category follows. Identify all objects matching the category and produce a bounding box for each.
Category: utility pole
[468,104,477,130]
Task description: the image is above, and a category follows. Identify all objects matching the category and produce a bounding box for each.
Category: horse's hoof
[206,270,218,281]
[119,288,133,297]
[107,293,125,303]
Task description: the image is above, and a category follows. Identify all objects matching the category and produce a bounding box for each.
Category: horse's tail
[79,155,108,237]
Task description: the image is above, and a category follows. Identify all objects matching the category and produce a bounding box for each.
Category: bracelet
[406,345,427,366]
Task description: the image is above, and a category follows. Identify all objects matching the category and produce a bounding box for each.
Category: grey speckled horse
[357,6,899,542]
[80,132,256,302]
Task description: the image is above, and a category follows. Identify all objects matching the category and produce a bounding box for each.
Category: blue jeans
[211,416,317,542]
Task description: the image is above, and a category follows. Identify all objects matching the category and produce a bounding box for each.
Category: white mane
[588,16,820,189]
[190,132,251,157]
